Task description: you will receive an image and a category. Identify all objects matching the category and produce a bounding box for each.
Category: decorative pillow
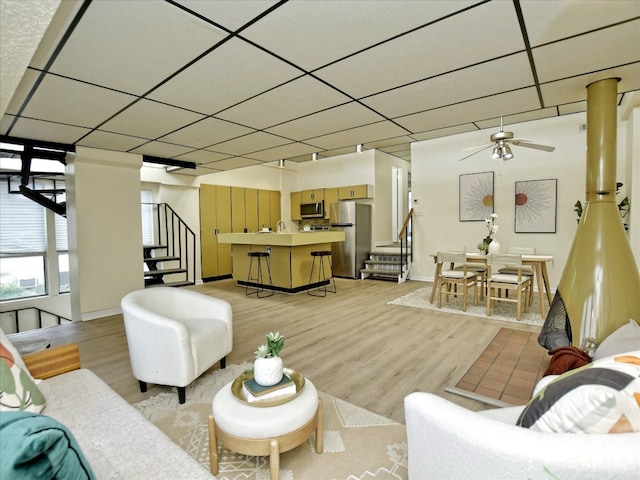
[0,411,95,479]
[517,351,640,433]
[1,342,46,413]
[0,327,28,371]
[593,319,640,361]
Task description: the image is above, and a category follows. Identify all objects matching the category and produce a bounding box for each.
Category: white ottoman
[208,376,323,480]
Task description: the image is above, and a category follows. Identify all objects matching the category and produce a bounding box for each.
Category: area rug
[133,363,408,480]
[389,286,545,327]
[444,327,550,407]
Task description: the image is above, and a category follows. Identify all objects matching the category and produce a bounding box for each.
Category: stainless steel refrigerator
[330,201,372,278]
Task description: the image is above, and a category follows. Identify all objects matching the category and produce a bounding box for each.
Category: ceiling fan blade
[458,144,494,161]
[510,139,555,152]
[462,143,491,152]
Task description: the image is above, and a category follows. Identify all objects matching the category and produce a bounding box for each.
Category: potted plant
[253,331,285,386]
[477,241,489,254]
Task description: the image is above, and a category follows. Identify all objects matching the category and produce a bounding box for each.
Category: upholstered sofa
[0,334,214,479]
[405,320,640,480]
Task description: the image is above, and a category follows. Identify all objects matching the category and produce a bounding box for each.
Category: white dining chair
[437,251,478,312]
[486,253,532,321]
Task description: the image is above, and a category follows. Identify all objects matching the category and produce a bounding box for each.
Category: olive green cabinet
[200,185,232,280]
[201,185,280,280]
[338,184,373,200]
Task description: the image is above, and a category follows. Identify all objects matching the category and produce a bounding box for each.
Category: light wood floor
[9,278,542,424]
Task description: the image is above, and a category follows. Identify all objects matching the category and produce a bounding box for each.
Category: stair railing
[398,208,414,281]
[145,203,196,285]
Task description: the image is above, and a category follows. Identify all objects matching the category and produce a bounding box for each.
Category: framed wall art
[459,171,494,221]
[515,178,557,233]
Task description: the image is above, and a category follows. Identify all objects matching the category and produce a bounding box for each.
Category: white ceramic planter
[253,356,283,386]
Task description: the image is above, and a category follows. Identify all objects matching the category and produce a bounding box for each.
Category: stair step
[365,259,402,265]
[143,244,167,251]
[143,255,179,262]
[147,280,194,288]
[144,267,187,278]
[361,267,402,275]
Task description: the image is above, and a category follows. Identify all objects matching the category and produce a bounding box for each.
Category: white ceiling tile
[1,0,638,171]
[475,108,559,130]
[20,74,135,128]
[395,88,541,133]
[361,54,535,119]
[241,0,478,70]
[411,124,478,142]
[100,99,205,140]
[247,142,318,161]
[314,1,525,98]
[148,38,302,114]
[129,141,194,158]
[160,117,255,148]
[77,130,148,151]
[205,157,265,170]
[6,117,91,144]
[559,101,587,115]
[265,102,384,140]
[208,131,291,156]
[49,0,229,95]
[175,0,281,32]
[216,76,352,129]
[174,149,231,164]
[366,136,416,150]
[307,121,409,151]
[540,63,640,106]
[521,0,640,47]
[533,20,640,83]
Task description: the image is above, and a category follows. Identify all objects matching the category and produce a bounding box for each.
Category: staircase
[143,203,196,288]
[360,209,414,284]
[361,246,410,283]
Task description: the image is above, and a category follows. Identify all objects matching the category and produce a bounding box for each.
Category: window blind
[0,179,46,253]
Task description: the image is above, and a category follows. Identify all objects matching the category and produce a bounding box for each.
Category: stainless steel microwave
[300,201,324,218]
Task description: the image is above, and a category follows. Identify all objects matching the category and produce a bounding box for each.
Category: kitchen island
[217,231,345,293]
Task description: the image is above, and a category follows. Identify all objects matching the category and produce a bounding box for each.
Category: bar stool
[246,251,273,298]
[308,251,336,297]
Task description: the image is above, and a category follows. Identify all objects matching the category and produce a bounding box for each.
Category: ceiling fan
[459,117,555,162]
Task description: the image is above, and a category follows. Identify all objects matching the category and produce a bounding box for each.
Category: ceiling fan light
[491,146,501,160]
[503,145,514,160]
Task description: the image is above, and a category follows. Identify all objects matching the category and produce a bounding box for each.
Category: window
[0,177,68,300]
[0,178,47,300]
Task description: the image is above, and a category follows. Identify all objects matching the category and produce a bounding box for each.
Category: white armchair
[405,392,640,480]
[121,287,233,404]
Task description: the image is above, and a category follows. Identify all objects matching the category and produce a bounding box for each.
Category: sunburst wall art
[459,171,494,221]
[515,178,557,233]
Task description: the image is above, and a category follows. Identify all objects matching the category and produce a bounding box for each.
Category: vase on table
[253,356,283,386]
[489,239,501,254]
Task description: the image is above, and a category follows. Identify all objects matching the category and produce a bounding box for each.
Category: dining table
[430,252,554,318]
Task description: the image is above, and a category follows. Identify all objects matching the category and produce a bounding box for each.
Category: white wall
[410,111,639,289]
[374,151,411,244]
[67,147,143,321]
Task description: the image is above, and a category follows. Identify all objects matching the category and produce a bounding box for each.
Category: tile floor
[455,328,551,405]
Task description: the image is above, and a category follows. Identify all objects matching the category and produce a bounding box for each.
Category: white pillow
[593,319,640,360]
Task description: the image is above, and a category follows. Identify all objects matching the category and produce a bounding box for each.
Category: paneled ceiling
[1,0,639,176]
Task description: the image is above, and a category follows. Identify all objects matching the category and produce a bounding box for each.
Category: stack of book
[242,374,296,403]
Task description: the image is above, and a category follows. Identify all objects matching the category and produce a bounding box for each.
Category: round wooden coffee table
[208,375,323,480]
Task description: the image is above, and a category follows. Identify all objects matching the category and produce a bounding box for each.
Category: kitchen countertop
[217,231,345,247]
